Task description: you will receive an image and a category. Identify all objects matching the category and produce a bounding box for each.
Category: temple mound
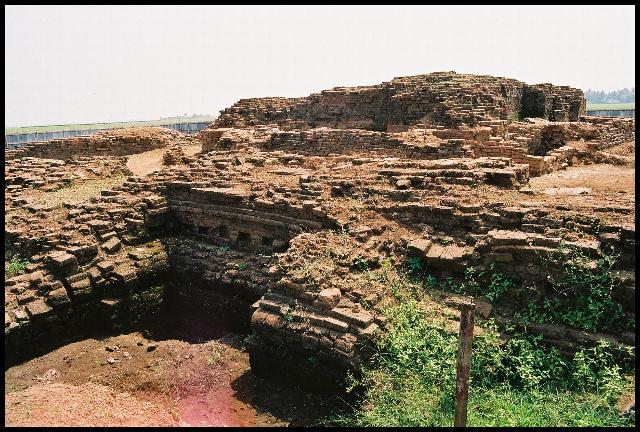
[4,72,635,391]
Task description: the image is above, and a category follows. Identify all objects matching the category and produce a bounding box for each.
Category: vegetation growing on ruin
[518,243,634,333]
[126,285,166,322]
[406,257,516,305]
[513,111,523,122]
[5,240,30,279]
[406,243,634,334]
[43,175,128,207]
[5,255,30,278]
[333,264,635,427]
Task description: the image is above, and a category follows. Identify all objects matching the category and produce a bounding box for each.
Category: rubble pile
[4,72,635,389]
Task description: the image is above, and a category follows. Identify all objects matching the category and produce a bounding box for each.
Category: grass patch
[5,256,29,278]
[41,175,127,207]
[330,264,634,427]
[586,103,635,112]
[5,241,29,279]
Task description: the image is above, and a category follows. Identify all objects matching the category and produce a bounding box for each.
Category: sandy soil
[127,143,201,177]
[529,164,635,196]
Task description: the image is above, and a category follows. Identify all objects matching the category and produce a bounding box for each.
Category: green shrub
[332,264,634,427]
[461,264,515,303]
[5,256,29,278]
[407,260,515,304]
[519,244,633,333]
[354,256,370,272]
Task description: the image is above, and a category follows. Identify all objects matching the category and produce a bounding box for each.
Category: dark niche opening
[218,225,229,238]
[520,86,548,119]
[237,231,252,245]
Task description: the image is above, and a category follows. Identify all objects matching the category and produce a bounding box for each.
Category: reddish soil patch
[5,382,175,427]
[4,329,340,427]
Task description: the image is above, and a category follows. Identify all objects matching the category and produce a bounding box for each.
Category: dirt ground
[529,163,635,196]
[5,323,342,427]
[126,143,201,177]
[604,141,635,157]
[470,145,635,225]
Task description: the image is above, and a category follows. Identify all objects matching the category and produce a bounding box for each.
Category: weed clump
[5,256,29,278]
[518,243,633,333]
[330,260,634,427]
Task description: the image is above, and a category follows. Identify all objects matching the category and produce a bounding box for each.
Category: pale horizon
[5,5,635,127]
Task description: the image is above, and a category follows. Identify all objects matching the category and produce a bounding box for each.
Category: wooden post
[454,301,475,427]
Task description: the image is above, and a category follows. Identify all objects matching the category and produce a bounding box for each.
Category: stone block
[330,307,373,328]
[489,252,513,263]
[102,237,122,254]
[25,299,53,319]
[407,238,433,256]
[251,309,286,331]
[112,265,137,283]
[97,260,115,274]
[317,288,341,307]
[49,252,78,269]
[396,179,411,189]
[47,287,71,309]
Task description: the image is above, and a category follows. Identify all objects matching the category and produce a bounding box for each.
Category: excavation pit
[5,71,636,426]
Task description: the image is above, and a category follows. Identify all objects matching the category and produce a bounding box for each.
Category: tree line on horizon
[585,88,635,104]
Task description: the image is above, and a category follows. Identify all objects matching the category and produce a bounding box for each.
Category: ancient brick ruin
[5,127,196,161]
[4,72,635,390]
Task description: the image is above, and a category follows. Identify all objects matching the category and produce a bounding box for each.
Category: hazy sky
[5,5,635,127]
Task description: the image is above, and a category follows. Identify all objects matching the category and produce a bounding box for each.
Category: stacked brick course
[210,72,585,132]
[5,127,188,161]
[4,71,635,388]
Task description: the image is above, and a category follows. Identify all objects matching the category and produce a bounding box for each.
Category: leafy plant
[354,256,370,272]
[284,302,298,322]
[406,256,424,273]
[284,312,294,322]
[461,264,514,303]
[5,256,29,278]
[329,263,634,427]
[410,261,515,304]
[518,243,632,333]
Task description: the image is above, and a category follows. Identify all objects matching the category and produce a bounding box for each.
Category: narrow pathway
[126,143,201,177]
